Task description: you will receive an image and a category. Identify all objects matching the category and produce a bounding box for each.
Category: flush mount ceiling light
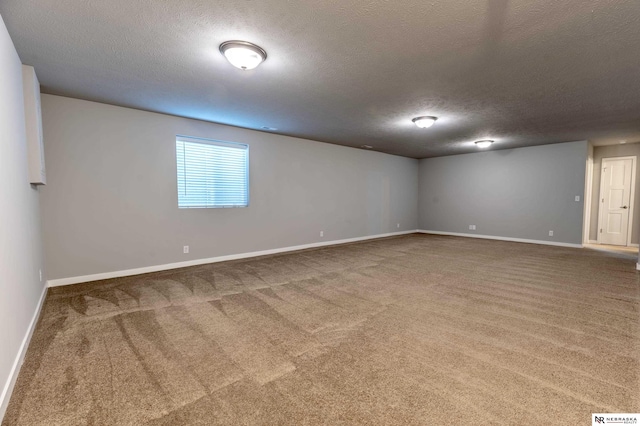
[412,116,438,129]
[475,140,494,148]
[219,40,267,70]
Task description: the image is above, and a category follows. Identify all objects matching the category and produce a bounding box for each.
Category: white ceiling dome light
[475,140,494,148]
[412,116,438,129]
[219,41,267,70]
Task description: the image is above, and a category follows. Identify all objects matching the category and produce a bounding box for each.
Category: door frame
[582,150,594,245]
[597,156,636,246]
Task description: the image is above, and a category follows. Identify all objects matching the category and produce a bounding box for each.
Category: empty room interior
[1,1,639,425]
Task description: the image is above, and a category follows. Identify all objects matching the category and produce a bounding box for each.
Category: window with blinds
[175,136,249,208]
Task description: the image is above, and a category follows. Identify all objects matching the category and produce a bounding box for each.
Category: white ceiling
[2,0,640,158]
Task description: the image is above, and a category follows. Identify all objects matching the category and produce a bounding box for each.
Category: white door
[598,157,635,246]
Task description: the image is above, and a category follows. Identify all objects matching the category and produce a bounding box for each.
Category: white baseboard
[417,230,583,248]
[587,240,638,248]
[47,230,418,288]
[0,284,47,421]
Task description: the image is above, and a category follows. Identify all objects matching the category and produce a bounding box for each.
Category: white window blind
[176,136,249,208]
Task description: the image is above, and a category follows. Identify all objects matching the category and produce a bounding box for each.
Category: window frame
[175,135,250,209]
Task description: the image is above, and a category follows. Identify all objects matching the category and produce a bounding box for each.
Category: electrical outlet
[469,225,476,230]
[397,223,400,228]
[320,231,324,237]
[183,245,189,254]
[575,195,580,202]
[548,231,554,237]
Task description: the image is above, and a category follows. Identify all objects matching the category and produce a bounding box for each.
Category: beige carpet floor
[3,234,639,425]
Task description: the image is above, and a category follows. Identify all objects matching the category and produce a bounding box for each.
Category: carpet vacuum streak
[3,234,639,425]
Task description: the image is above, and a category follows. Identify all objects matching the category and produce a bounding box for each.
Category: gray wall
[418,141,588,245]
[589,143,640,244]
[40,95,419,281]
[0,16,45,418]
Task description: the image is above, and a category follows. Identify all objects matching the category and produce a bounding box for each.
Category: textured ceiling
[2,0,640,158]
